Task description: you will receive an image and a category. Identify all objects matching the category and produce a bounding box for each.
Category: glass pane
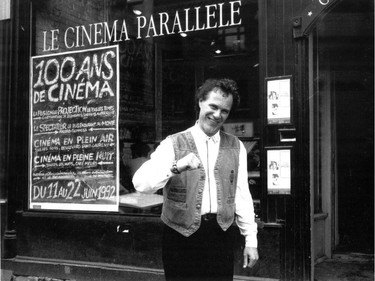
[31,0,260,215]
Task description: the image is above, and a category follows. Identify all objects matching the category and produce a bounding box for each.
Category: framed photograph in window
[266,76,292,125]
[266,147,292,195]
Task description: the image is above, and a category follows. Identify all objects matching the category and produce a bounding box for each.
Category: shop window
[29,0,260,216]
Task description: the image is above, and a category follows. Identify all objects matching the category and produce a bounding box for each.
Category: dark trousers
[162,216,235,281]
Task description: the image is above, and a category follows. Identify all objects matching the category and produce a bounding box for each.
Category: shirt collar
[192,121,220,144]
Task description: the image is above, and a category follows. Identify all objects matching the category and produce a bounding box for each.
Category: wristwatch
[170,160,181,174]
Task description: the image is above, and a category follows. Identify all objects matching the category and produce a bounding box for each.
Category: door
[309,0,374,273]
[309,29,337,265]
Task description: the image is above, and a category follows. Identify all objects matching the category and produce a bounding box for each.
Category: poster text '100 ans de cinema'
[30,45,119,211]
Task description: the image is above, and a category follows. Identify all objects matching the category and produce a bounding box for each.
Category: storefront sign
[29,45,119,211]
[267,148,291,195]
[41,0,243,52]
[293,0,339,38]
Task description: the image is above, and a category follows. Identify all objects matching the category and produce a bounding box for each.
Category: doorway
[310,0,374,269]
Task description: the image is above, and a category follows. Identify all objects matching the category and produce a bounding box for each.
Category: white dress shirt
[133,123,258,248]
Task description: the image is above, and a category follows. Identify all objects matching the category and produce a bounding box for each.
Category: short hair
[195,78,240,112]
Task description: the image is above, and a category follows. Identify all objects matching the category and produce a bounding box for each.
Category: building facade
[1,0,373,280]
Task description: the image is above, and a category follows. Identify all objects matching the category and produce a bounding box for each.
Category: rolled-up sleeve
[235,141,258,248]
[132,138,175,193]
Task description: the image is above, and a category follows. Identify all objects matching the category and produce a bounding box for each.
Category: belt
[201,213,217,221]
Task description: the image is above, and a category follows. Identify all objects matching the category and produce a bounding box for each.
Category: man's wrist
[245,235,258,248]
[170,160,181,174]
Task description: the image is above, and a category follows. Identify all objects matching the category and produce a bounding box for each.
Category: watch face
[172,161,180,174]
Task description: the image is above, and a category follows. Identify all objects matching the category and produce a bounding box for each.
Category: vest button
[197,204,201,208]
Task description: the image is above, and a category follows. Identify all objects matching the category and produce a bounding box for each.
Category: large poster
[29,45,119,211]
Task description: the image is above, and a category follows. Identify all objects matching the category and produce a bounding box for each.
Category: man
[133,78,258,280]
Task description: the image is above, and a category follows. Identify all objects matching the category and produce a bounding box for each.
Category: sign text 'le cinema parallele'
[42,0,243,51]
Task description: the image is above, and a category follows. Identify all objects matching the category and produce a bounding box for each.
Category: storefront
[1,0,373,280]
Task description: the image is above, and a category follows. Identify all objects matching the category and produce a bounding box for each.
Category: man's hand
[243,247,259,268]
[176,153,201,172]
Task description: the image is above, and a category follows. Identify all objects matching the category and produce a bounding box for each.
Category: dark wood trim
[293,0,342,38]
[8,0,32,229]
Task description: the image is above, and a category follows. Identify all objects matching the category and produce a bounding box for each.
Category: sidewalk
[1,268,12,281]
[315,252,374,281]
[2,252,374,281]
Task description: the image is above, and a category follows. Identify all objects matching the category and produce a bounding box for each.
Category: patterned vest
[161,129,240,237]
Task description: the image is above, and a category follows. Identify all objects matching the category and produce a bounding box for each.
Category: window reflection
[118,141,162,214]
[31,0,260,215]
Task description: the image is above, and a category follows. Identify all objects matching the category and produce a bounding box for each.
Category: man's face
[198,88,233,136]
